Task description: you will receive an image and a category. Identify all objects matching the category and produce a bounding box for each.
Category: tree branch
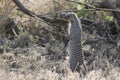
[12,0,67,24]
[66,0,120,12]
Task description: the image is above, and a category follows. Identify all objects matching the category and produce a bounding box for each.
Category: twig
[53,0,67,10]
[54,8,120,14]
[66,0,96,9]
[66,0,120,12]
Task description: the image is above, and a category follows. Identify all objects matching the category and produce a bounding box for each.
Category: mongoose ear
[60,13,67,18]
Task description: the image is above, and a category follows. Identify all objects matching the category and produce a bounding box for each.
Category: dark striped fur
[66,13,84,72]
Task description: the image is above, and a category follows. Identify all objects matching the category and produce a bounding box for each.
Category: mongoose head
[60,12,82,38]
[60,12,78,23]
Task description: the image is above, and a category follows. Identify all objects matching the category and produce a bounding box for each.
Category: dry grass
[0,0,15,30]
[0,40,120,80]
[0,46,120,80]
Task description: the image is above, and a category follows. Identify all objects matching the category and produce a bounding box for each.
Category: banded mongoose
[60,12,84,72]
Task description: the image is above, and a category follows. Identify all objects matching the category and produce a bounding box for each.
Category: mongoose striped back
[61,12,84,72]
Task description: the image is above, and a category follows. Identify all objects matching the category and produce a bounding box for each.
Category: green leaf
[105,15,113,21]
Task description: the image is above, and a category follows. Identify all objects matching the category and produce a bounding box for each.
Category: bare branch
[66,0,96,9]
[12,0,67,24]
[66,0,120,12]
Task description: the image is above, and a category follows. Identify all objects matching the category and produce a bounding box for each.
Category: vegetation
[0,0,120,80]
